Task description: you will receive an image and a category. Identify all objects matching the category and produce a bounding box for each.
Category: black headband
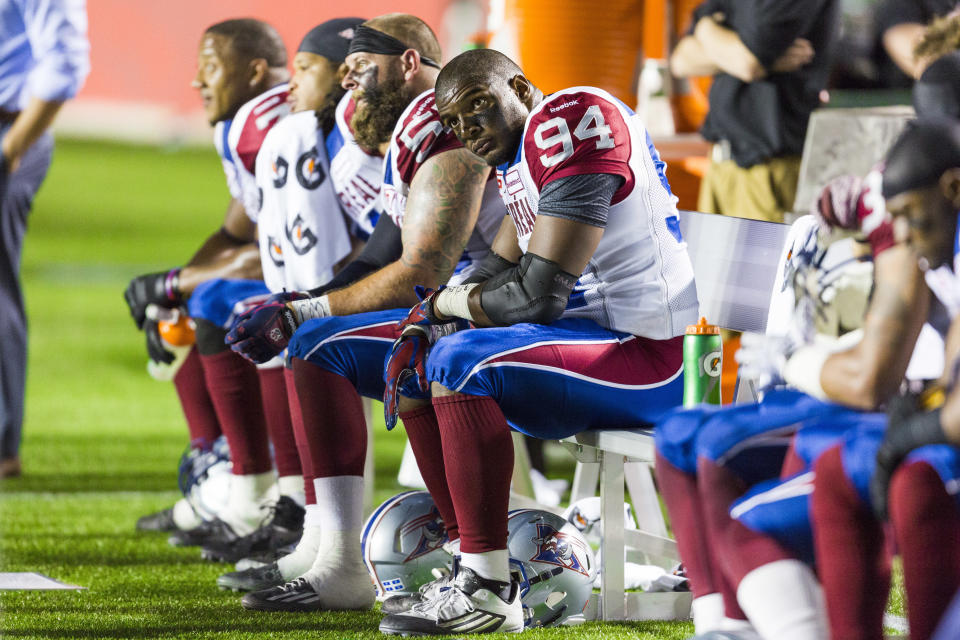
[347,24,440,68]
[298,17,365,63]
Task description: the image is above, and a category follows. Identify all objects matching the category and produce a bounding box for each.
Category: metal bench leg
[510,431,536,499]
[571,460,600,503]
[600,450,626,621]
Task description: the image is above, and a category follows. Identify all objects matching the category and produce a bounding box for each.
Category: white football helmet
[507,509,597,627]
[362,491,453,599]
[177,436,232,522]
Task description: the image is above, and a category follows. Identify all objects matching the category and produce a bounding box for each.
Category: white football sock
[301,528,374,609]
[313,476,364,530]
[718,617,762,640]
[277,519,323,580]
[691,592,725,632]
[461,550,510,584]
[296,477,373,608]
[171,497,203,531]
[277,474,305,506]
[737,559,827,640]
[221,471,278,535]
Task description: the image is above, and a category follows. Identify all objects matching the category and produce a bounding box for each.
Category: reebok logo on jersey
[549,99,579,113]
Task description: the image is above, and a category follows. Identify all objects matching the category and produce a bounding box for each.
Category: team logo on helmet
[401,506,448,562]
[267,236,284,267]
[286,214,318,255]
[273,156,289,188]
[530,524,589,576]
[296,148,326,190]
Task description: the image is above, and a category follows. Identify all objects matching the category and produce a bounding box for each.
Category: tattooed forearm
[399,147,490,278]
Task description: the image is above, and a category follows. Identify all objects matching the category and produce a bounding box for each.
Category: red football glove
[226,292,306,363]
[382,325,432,431]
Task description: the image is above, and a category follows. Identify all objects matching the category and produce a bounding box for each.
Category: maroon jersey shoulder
[392,90,463,186]
[522,90,634,204]
[235,88,289,175]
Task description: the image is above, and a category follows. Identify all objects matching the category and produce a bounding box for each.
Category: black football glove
[124,269,181,329]
[145,320,176,365]
[870,394,948,520]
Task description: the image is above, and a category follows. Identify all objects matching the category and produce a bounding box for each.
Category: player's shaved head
[435,49,541,167]
[361,14,441,65]
[436,49,524,105]
[205,18,287,68]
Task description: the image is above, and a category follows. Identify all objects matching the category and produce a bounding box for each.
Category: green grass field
[0,139,697,639]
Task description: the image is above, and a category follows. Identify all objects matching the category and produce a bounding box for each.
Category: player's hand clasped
[225,291,307,364]
[124,268,181,329]
[870,392,948,520]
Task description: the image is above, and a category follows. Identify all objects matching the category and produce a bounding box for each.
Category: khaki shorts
[697,152,801,223]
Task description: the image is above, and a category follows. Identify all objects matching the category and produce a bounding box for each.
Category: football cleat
[167,517,239,548]
[380,566,454,615]
[242,577,330,612]
[217,561,285,593]
[378,566,524,636]
[136,506,177,532]
[201,496,304,563]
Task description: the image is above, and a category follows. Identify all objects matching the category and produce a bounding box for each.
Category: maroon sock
[890,461,960,640]
[284,367,314,505]
[780,439,807,478]
[655,452,721,600]
[812,446,889,640]
[173,347,222,448]
[433,394,512,554]
[291,358,365,477]
[696,458,770,619]
[698,458,795,586]
[399,405,459,542]
[199,350,272,475]
[257,367,301,479]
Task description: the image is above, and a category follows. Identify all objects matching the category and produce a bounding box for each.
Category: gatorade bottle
[145,304,195,381]
[683,317,723,407]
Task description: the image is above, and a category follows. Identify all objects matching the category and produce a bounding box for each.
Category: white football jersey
[213,83,289,216]
[255,111,353,293]
[329,93,382,238]
[496,86,698,339]
[381,89,504,285]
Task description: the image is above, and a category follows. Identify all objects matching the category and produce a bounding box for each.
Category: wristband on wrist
[434,284,477,321]
[164,268,182,302]
[290,295,332,325]
[783,344,830,400]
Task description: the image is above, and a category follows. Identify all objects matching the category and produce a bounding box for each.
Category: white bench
[550,211,792,621]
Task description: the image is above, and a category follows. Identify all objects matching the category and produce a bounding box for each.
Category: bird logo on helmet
[506,509,597,628]
[362,491,453,599]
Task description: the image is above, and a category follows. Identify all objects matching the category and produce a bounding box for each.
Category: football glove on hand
[124,269,181,329]
[870,395,948,520]
[397,286,445,331]
[225,291,307,364]
[145,320,175,365]
[383,325,432,431]
[735,332,795,392]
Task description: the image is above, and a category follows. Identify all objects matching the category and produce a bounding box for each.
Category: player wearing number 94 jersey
[377,49,698,636]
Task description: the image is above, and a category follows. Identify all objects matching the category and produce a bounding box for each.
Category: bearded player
[219,14,504,611]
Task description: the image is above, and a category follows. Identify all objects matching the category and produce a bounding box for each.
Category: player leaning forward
[378,48,699,635]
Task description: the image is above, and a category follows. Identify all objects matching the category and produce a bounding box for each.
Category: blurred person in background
[670,0,840,222]
[874,0,959,83]
[0,0,90,478]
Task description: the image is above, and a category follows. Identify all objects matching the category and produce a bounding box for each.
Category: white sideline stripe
[455,360,683,393]
[884,613,908,633]
[716,426,799,466]
[729,471,815,520]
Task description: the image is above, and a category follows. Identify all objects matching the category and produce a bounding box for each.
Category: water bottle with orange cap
[145,304,196,381]
[683,317,723,407]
